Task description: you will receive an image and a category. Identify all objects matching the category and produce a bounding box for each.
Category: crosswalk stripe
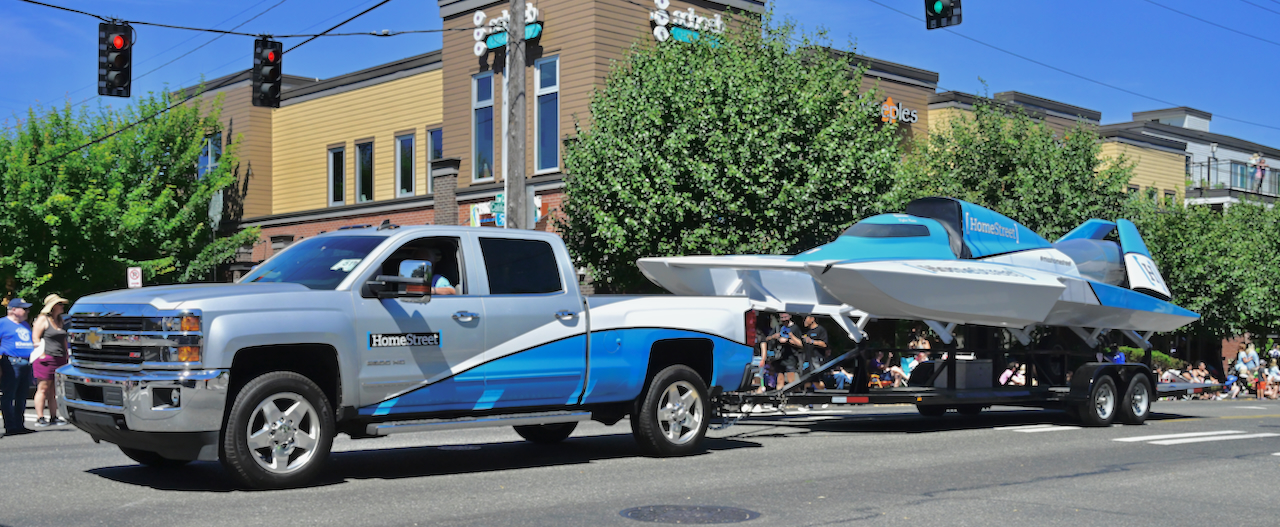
[1016,425,1081,433]
[994,424,1059,431]
[1114,431,1244,442]
[1150,432,1279,445]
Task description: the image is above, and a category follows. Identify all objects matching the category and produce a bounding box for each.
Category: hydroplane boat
[637,197,1198,349]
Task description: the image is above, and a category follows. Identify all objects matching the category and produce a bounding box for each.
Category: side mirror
[370,260,433,299]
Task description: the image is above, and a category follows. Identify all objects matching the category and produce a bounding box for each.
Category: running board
[366,411,592,436]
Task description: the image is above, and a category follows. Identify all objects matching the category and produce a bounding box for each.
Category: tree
[559,13,904,293]
[0,90,260,302]
[891,98,1134,241]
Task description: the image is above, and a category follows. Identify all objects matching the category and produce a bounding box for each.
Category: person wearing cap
[0,297,36,435]
[31,294,70,427]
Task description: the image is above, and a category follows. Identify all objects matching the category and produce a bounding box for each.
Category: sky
[4,0,1280,147]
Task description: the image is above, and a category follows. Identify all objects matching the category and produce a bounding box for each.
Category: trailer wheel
[632,365,709,456]
[221,372,334,489]
[1117,375,1152,425]
[916,405,946,417]
[1075,376,1117,427]
[514,422,578,444]
[119,447,191,468]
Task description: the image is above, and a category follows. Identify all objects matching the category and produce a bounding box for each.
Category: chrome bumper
[56,364,229,433]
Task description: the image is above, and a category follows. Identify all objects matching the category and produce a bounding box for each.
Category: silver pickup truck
[57,226,756,488]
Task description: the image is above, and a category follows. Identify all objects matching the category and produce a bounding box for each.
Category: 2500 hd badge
[369,332,441,348]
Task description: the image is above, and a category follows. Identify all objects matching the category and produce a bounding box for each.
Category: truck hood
[75,283,312,309]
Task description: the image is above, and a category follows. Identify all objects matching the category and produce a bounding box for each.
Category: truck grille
[69,344,159,364]
[68,316,154,332]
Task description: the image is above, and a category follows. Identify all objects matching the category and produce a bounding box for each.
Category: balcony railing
[1187,160,1278,196]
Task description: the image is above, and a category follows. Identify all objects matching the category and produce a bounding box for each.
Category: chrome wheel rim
[246,392,320,474]
[656,381,703,445]
[1095,383,1115,421]
[1131,382,1149,417]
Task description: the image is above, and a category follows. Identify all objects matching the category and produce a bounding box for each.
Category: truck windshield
[240,236,385,290]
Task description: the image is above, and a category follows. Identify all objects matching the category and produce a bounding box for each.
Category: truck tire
[1117,375,1152,425]
[632,365,709,457]
[956,405,983,416]
[221,372,334,489]
[916,405,946,417]
[119,447,191,468]
[1075,375,1117,427]
[514,422,578,444]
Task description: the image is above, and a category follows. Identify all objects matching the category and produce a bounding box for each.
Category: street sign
[127,267,142,289]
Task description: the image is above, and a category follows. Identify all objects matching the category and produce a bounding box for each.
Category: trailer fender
[1068,363,1152,403]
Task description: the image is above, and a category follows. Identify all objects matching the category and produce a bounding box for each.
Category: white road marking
[1150,433,1279,445]
[994,424,1058,431]
[1114,431,1244,442]
[994,424,1081,433]
[1233,406,1267,410]
[1272,452,1280,456]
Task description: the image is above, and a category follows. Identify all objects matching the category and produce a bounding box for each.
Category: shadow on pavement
[725,409,1197,436]
[86,433,761,492]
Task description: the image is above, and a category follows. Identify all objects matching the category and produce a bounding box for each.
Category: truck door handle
[452,311,480,322]
[554,310,577,320]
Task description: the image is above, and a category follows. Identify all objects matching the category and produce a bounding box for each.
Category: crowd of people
[1157,342,1280,400]
[1,294,71,436]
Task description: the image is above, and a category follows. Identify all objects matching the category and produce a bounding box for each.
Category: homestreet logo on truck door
[368,332,441,348]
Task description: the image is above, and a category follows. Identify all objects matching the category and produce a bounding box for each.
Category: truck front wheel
[632,365,709,457]
[221,372,334,489]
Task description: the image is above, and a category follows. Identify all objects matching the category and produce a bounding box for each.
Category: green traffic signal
[932,1,944,15]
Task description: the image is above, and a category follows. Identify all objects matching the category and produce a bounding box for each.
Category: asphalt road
[2,399,1279,527]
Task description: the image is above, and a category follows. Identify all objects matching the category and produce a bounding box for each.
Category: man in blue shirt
[0,298,35,436]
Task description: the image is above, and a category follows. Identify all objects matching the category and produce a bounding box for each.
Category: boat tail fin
[1115,219,1172,300]
[1056,219,1117,242]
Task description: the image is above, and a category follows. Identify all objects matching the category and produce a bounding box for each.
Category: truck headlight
[163,315,201,332]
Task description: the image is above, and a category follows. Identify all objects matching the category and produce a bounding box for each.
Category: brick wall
[252,207,436,261]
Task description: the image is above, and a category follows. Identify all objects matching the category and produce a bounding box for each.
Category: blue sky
[5,0,1280,147]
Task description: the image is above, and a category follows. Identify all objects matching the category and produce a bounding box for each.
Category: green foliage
[893,99,1134,240]
[560,12,903,292]
[0,91,260,302]
[1120,346,1188,371]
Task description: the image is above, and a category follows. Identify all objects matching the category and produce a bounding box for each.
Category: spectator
[765,313,802,391]
[800,315,829,390]
[1267,359,1280,385]
[1244,344,1262,374]
[1269,344,1280,362]
[889,351,928,387]
[1000,361,1025,386]
[31,294,70,427]
[0,298,35,436]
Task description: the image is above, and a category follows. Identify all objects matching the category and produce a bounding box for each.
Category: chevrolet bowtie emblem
[86,327,103,350]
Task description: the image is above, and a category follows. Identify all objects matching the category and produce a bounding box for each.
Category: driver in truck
[385,242,457,295]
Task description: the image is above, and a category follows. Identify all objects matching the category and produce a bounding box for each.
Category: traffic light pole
[504,0,527,229]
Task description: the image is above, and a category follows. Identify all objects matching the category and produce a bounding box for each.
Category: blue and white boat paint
[637,197,1198,348]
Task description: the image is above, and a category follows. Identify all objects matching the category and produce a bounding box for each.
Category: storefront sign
[473,5,542,57]
[880,97,919,125]
[649,0,724,43]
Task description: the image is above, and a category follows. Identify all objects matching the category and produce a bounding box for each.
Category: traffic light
[925,0,962,30]
[253,38,283,108]
[98,22,132,97]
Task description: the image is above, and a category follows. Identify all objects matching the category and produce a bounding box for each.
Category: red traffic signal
[253,38,283,108]
[98,22,132,97]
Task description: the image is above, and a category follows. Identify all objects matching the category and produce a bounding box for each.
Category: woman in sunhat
[31,294,70,427]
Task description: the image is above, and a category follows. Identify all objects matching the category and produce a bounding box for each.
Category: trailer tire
[119,447,191,468]
[1075,375,1118,427]
[632,365,709,457]
[916,405,946,417]
[221,372,334,489]
[514,422,578,444]
[1117,375,1152,425]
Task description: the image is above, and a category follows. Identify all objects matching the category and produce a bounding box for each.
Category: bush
[1120,347,1188,371]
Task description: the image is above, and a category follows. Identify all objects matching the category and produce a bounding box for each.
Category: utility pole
[504,0,527,229]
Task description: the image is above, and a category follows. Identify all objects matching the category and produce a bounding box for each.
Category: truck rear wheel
[1117,375,1152,425]
[514,422,578,444]
[916,405,946,417]
[632,365,709,456]
[119,447,191,468]
[221,372,334,489]
[1075,376,1117,427]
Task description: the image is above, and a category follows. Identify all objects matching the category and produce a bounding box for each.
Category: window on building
[473,73,495,181]
[535,56,560,173]
[1231,161,1253,190]
[270,235,296,256]
[328,147,345,206]
[1127,184,1139,195]
[357,142,374,203]
[1164,190,1176,205]
[1268,168,1280,196]
[396,134,415,197]
[479,237,563,294]
[197,130,222,178]
[429,128,443,160]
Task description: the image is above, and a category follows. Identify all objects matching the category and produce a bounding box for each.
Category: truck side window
[380,236,465,294]
[479,238,562,294]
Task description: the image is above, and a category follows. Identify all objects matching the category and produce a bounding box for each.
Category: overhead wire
[1137,0,1280,49]
[1237,0,1280,17]
[863,0,1280,133]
